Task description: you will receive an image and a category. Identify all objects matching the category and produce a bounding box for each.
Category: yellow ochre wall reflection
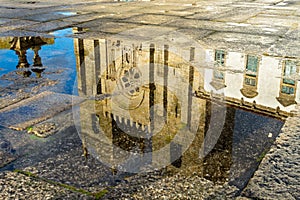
[73,29,299,182]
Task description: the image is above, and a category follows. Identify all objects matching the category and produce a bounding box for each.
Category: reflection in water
[9,37,51,78]
[73,29,297,189]
[0,30,76,95]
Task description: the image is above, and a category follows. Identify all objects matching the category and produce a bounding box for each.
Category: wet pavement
[0,0,300,199]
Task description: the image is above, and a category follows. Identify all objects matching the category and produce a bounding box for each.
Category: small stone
[268,133,273,138]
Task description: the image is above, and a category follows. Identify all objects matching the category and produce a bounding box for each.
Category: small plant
[256,149,269,162]
[26,126,33,133]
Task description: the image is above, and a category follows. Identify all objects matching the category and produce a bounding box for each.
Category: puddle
[0,50,16,76]
[0,26,299,195]
[0,28,76,95]
[71,31,298,191]
[55,12,77,17]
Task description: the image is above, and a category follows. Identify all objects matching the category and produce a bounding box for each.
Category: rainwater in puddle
[0,29,78,173]
[0,28,76,95]
[71,30,297,191]
[0,27,298,192]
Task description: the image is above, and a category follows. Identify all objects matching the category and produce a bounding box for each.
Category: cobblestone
[241,105,300,200]
[0,171,92,199]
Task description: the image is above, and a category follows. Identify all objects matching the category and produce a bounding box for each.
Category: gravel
[0,171,91,199]
[104,169,239,200]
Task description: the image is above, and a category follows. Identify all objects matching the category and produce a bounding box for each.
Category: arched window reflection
[240,55,260,98]
[277,60,298,107]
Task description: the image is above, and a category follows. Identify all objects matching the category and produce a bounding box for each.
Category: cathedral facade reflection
[75,37,206,173]
[74,31,297,187]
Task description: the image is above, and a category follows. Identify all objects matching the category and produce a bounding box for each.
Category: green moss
[14,169,35,177]
[14,169,109,199]
[94,189,109,199]
[256,149,269,162]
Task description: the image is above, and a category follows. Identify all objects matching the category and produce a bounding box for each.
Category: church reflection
[74,31,298,188]
[8,36,53,77]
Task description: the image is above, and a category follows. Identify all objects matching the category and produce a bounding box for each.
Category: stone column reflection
[163,44,169,121]
[187,47,195,129]
[31,45,45,78]
[145,43,155,165]
[10,37,31,77]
